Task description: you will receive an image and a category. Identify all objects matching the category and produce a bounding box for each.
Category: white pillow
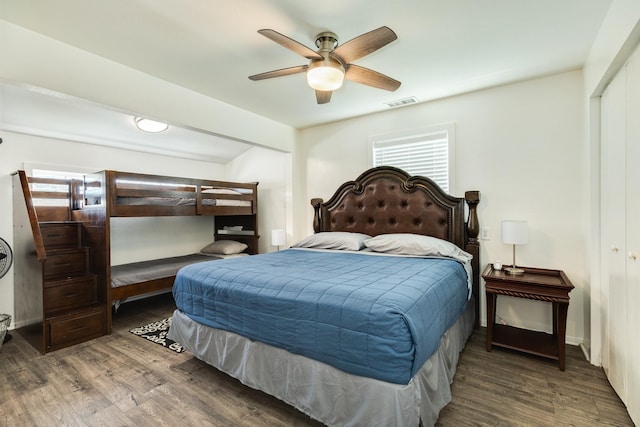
[200,240,248,255]
[363,233,472,262]
[202,188,242,195]
[292,232,372,251]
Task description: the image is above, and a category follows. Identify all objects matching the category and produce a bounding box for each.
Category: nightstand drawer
[47,307,105,350]
[44,275,98,314]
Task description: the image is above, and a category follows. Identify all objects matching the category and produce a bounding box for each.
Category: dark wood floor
[0,293,633,426]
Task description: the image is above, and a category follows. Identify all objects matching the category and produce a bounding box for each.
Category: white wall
[584,0,640,97]
[226,146,292,254]
[298,70,587,344]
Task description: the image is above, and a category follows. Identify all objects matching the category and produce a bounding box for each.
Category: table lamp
[502,220,528,275]
[271,229,286,251]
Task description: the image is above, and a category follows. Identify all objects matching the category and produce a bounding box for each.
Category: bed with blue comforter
[168,166,480,427]
[172,247,469,385]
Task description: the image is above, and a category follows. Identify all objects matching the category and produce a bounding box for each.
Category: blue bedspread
[173,248,469,384]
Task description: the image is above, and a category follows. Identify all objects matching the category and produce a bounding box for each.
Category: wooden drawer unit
[14,171,108,354]
[43,248,90,279]
[40,222,81,248]
[47,307,106,351]
[44,275,98,314]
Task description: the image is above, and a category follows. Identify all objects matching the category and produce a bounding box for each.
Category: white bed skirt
[168,301,474,427]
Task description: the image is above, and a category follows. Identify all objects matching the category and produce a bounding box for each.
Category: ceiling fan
[249,26,401,104]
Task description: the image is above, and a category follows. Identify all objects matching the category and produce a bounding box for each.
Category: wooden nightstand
[482,265,574,370]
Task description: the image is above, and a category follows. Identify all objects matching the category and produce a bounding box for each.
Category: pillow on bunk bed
[202,188,242,195]
[200,240,248,255]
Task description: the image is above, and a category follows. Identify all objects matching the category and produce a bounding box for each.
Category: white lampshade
[502,220,529,245]
[271,229,286,247]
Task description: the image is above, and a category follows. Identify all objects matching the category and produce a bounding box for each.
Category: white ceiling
[0,0,612,161]
[0,83,254,163]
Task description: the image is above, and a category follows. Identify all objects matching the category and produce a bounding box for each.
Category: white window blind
[372,127,453,193]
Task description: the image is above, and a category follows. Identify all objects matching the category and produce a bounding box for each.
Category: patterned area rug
[129,317,185,353]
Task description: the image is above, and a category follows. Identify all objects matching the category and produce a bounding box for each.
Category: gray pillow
[363,233,472,262]
[292,232,372,251]
[200,240,248,255]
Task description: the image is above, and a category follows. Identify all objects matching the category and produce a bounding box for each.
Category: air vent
[384,96,418,108]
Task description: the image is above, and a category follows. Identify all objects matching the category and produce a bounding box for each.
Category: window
[370,124,455,193]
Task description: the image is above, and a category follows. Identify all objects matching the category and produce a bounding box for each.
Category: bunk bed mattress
[172,248,470,384]
[116,197,251,207]
[111,254,216,288]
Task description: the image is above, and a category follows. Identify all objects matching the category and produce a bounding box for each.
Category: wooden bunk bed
[90,170,258,305]
[13,169,259,353]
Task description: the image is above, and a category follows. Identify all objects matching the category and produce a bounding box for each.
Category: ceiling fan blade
[344,64,401,91]
[331,26,397,64]
[249,65,308,81]
[315,90,332,104]
[258,29,323,60]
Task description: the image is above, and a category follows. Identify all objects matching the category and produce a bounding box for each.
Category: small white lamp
[502,220,528,275]
[271,229,286,251]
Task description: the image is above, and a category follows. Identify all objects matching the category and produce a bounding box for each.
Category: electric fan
[0,237,13,347]
[0,237,12,279]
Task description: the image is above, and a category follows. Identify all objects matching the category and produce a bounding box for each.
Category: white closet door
[600,42,640,426]
[624,45,640,425]
[600,65,627,400]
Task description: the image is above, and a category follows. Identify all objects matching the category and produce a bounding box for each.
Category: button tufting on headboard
[311,167,474,247]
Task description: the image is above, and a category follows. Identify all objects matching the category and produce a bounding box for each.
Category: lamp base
[505,266,525,275]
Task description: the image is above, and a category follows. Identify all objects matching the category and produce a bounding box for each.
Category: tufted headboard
[311,166,481,327]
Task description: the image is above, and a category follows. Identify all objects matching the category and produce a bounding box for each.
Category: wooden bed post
[311,198,324,233]
[465,190,480,329]
[465,191,480,241]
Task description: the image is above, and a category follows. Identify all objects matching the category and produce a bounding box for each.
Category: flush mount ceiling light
[134,117,169,133]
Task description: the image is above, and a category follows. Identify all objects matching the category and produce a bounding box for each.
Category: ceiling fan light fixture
[134,117,169,133]
[250,27,399,104]
[307,58,344,91]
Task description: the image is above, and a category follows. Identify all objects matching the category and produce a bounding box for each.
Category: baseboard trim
[579,342,591,363]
